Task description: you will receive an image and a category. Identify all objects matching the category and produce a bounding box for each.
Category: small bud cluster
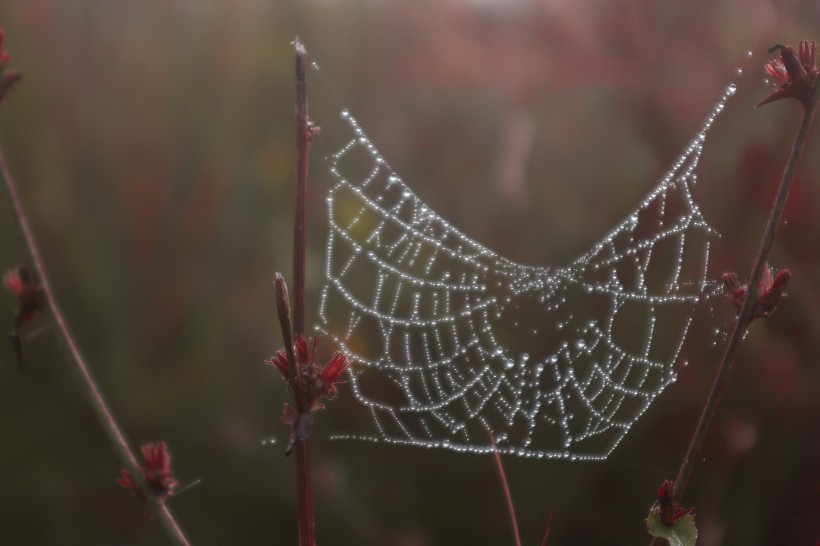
[267,335,350,455]
[116,442,179,499]
[722,263,790,320]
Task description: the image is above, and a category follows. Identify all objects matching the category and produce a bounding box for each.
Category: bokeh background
[1,1,820,544]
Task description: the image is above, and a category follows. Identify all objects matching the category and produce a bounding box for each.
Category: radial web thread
[318,83,737,461]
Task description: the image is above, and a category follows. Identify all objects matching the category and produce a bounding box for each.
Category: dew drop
[340,109,350,119]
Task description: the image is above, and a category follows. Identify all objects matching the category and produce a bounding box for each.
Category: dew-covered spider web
[317,82,738,461]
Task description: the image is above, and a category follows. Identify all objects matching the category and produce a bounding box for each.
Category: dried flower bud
[266,349,292,380]
[757,41,819,109]
[267,333,351,455]
[722,263,790,320]
[647,480,698,545]
[116,442,178,499]
[656,480,694,526]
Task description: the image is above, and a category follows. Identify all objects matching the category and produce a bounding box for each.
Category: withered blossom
[116,442,178,499]
[757,41,818,109]
[722,263,790,319]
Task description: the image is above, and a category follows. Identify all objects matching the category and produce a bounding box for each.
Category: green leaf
[646,511,698,546]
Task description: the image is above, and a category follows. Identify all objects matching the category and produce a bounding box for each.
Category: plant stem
[488,430,522,546]
[649,67,820,546]
[540,510,553,546]
[0,150,191,546]
[294,444,315,546]
[292,37,316,546]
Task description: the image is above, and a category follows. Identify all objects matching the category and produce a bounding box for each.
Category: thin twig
[293,37,310,340]
[649,54,820,546]
[0,149,191,545]
[291,37,316,546]
[487,430,522,546]
[675,75,820,499]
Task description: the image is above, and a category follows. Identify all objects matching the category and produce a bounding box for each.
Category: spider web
[317,83,737,461]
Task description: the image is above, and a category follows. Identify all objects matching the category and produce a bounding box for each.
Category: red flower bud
[320,352,350,388]
[656,480,694,526]
[116,442,178,499]
[267,334,352,455]
[722,263,790,320]
[265,349,292,380]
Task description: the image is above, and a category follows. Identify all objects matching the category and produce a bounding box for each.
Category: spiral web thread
[317,83,737,461]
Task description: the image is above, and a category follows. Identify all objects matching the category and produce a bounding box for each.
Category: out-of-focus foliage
[1,1,820,545]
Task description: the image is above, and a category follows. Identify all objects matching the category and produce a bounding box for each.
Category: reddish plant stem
[488,430,522,546]
[294,444,315,545]
[292,38,316,546]
[540,510,553,546]
[0,150,191,545]
[649,70,820,546]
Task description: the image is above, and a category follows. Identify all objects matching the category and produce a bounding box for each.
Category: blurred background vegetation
[1,1,820,544]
